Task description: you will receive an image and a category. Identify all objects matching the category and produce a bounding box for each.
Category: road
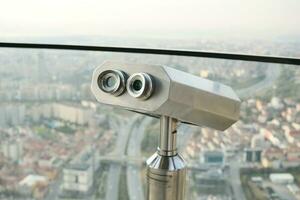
[45,175,62,200]
[126,117,152,200]
[229,155,246,200]
[105,114,140,200]
[237,64,281,98]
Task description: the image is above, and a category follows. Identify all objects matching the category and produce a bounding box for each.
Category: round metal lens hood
[97,70,127,96]
[127,72,154,100]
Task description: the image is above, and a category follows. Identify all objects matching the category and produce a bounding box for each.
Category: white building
[19,174,48,187]
[251,176,263,183]
[52,103,93,125]
[270,97,284,110]
[287,184,300,198]
[63,163,93,193]
[38,156,62,168]
[270,173,294,184]
[0,106,5,127]
[0,104,25,126]
[1,140,23,163]
[62,147,99,194]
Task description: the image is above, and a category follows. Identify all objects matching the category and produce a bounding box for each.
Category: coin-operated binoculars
[91,61,241,200]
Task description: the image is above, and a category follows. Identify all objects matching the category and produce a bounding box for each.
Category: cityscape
[0,36,300,200]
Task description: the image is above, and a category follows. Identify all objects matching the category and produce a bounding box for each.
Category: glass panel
[0,48,299,200]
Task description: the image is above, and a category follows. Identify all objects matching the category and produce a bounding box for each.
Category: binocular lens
[106,76,117,88]
[97,70,127,96]
[127,73,154,100]
[132,80,143,91]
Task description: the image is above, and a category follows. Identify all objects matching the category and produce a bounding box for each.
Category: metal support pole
[146,116,187,200]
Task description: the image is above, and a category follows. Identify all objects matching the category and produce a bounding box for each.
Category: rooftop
[65,163,90,171]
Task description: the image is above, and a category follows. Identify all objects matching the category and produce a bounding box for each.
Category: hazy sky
[0,0,299,39]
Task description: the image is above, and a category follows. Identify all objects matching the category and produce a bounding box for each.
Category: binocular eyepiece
[97,70,127,96]
[97,70,154,100]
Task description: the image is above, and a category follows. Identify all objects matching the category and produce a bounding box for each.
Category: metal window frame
[0,42,300,65]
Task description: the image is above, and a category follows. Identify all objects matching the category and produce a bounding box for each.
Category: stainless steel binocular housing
[91,61,241,131]
[91,61,241,200]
